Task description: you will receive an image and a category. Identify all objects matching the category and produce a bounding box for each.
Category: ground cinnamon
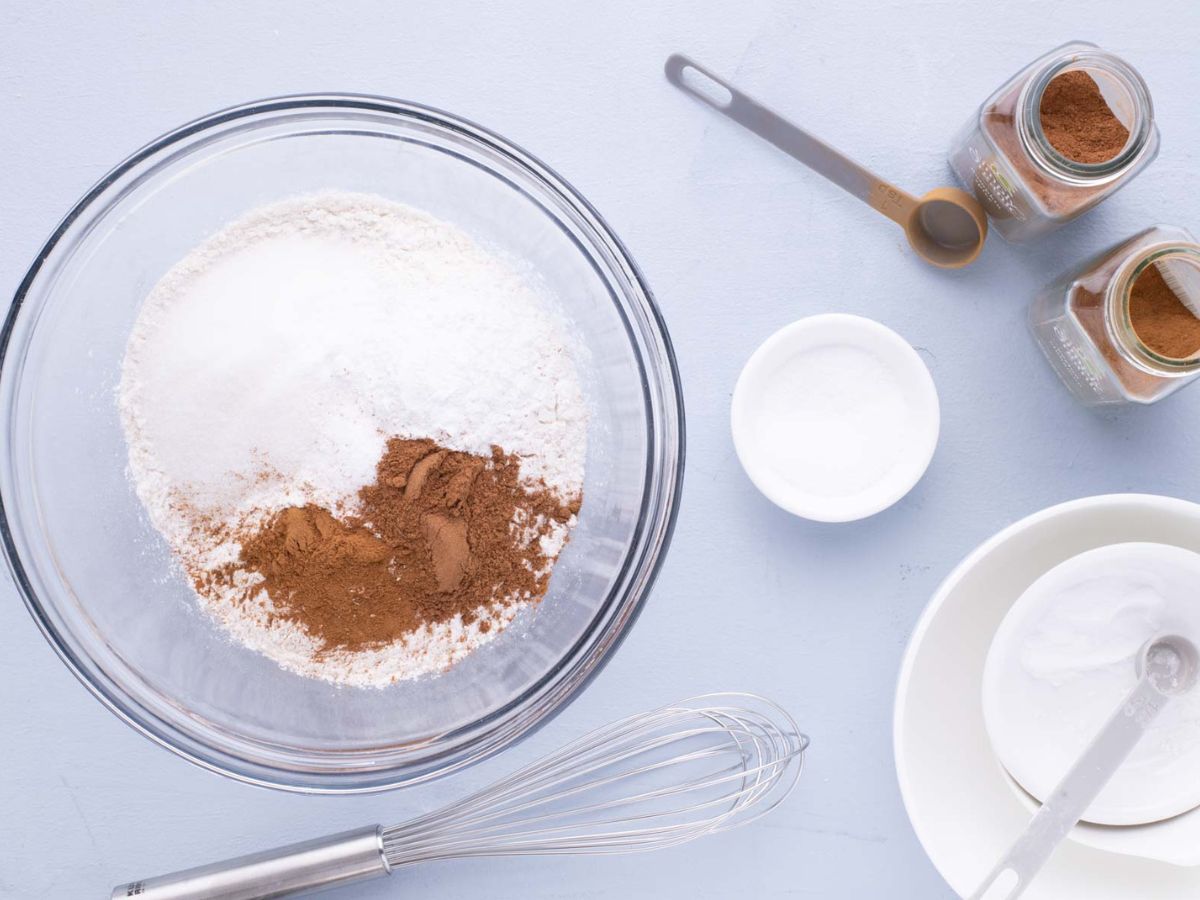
[1067,280,1160,397]
[976,80,1114,217]
[1129,265,1200,360]
[1039,70,1129,164]
[221,438,579,653]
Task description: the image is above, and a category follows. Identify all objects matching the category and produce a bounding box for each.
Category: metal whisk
[112,694,807,899]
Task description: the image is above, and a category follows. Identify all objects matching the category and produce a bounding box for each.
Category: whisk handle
[110,825,390,900]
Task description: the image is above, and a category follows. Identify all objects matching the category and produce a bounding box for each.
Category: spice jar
[949,42,1159,243]
[1030,225,1200,406]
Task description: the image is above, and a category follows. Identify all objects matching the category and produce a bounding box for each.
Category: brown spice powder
[1068,280,1160,397]
[977,69,1131,219]
[221,438,579,653]
[1039,70,1129,164]
[1129,264,1200,360]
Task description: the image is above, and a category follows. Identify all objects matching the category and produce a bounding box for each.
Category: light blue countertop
[3,2,1198,897]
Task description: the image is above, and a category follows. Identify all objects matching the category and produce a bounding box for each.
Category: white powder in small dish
[730,314,939,522]
[755,345,910,498]
[119,192,588,686]
[983,543,1200,825]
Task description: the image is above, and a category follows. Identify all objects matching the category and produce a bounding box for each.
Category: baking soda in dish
[119,193,588,687]
[983,543,1200,825]
[756,345,910,497]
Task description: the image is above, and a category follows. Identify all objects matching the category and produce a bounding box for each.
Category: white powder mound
[119,192,588,686]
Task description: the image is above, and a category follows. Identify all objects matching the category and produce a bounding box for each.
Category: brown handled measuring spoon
[665,53,987,268]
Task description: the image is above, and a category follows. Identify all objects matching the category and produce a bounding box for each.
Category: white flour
[119,193,588,686]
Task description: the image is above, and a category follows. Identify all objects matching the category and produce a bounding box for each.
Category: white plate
[894,495,1200,898]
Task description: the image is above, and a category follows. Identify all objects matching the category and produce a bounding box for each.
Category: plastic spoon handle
[663,53,918,226]
[968,672,1172,900]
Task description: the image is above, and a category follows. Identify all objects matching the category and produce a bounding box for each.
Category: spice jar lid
[731,314,940,523]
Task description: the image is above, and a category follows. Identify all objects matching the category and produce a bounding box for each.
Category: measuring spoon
[969,635,1200,900]
[665,54,987,269]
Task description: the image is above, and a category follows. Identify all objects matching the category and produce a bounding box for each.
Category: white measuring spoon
[664,53,988,269]
[969,635,1200,900]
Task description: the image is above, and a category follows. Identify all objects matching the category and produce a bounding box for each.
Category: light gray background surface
[3,2,1199,897]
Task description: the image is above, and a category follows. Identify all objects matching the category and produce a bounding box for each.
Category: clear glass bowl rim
[0,93,686,793]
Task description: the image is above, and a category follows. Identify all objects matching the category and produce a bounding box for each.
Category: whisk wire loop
[382,693,807,868]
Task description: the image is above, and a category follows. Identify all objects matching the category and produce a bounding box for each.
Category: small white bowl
[895,495,1200,900]
[731,314,939,522]
[983,542,1200,827]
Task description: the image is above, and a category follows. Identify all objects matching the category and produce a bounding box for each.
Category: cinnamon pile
[211,438,579,653]
[1039,70,1129,164]
[1130,264,1200,360]
[977,70,1125,217]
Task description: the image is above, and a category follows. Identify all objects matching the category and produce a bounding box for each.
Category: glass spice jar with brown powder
[1031,225,1200,406]
[949,42,1159,243]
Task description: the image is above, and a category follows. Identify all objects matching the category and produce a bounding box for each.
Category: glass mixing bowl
[0,95,683,792]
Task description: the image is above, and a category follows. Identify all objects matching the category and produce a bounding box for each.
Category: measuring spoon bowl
[906,188,988,269]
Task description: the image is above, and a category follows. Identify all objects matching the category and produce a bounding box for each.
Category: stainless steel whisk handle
[110,825,391,900]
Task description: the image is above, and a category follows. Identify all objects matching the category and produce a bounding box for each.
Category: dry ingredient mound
[119,192,588,686]
[220,439,579,654]
[1039,70,1130,164]
[1130,264,1200,360]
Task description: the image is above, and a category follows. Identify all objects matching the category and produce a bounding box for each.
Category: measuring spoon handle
[968,673,1172,900]
[664,53,916,225]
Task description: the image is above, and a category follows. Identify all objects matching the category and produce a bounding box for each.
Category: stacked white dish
[895,495,1200,899]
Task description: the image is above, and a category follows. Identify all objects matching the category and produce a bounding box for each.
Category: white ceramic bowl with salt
[731,313,939,522]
